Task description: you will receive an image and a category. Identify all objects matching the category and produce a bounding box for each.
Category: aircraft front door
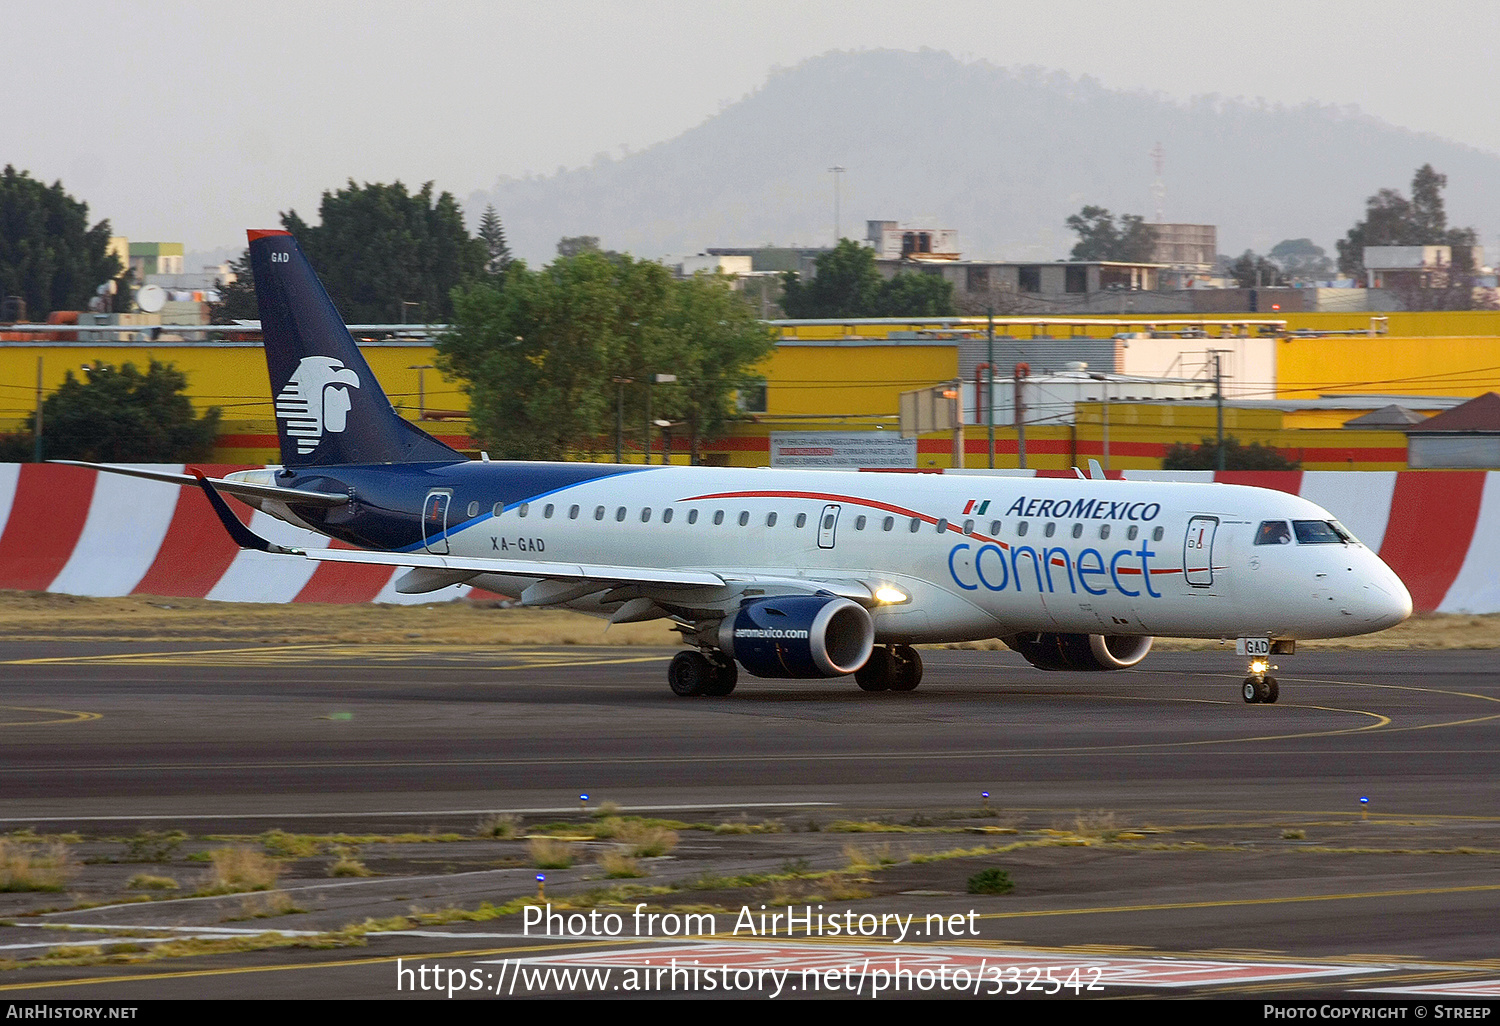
[817,503,841,549]
[423,490,451,554]
[1183,515,1219,588]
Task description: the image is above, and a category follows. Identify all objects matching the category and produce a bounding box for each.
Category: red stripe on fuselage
[1378,471,1485,612]
[0,464,97,590]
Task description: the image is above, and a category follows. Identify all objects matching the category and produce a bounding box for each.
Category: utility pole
[33,357,43,464]
[1212,350,1226,471]
[986,309,995,469]
[1014,362,1029,469]
[828,166,845,242]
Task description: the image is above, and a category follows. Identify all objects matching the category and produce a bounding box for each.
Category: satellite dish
[136,284,166,313]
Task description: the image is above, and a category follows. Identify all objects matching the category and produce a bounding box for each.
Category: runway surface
[0,642,1496,1000]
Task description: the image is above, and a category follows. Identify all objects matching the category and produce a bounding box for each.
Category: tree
[1336,164,1477,275]
[1,361,220,462]
[477,204,511,275]
[0,165,122,318]
[209,248,257,322]
[1229,250,1288,289]
[779,239,956,317]
[1268,238,1332,282]
[440,253,776,462]
[1065,206,1155,262]
[1162,436,1300,471]
[281,180,486,323]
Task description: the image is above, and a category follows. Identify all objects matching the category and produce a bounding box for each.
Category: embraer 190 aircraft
[65,230,1413,703]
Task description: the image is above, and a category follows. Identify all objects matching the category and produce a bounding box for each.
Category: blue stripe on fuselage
[275,461,658,552]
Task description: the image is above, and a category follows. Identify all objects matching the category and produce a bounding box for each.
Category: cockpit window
[1293,520,1346,545]
[1254,520,1292,545]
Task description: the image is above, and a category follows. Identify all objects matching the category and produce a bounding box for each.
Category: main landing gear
[668,650,738,697]
[854,645,923,693]
[1242,657,1279,704]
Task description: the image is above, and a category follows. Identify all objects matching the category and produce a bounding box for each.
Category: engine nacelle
[719,595,875,679]
[1003,632,1153,671]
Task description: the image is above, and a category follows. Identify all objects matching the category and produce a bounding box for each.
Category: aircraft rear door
[817,503,841,549]
[1183,515,1219,588]
[423,489,451,554]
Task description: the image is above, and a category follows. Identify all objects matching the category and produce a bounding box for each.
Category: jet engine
[1002,632,1153,671]
[719,594,875,679]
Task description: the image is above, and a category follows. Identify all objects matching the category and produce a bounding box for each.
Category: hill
[468,49,1500,265]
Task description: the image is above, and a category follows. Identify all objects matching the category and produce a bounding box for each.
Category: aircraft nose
[1361,561,1413,629]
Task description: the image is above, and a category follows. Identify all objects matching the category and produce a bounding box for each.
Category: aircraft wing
[302,546,726,589]
[51,461,349,508]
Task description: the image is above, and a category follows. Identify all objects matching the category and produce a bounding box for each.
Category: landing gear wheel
[1243,677,1262,704]
[1263,676,1279,704]
[669,650,713,697]
[855,648,894,691]
[702,654,738,697]
[889,645,923,692]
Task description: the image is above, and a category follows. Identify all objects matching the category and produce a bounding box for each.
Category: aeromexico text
[998,496,1163,523]
[950,495,1170,600]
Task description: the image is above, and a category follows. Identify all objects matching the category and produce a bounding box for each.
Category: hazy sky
[8,0,1499,256]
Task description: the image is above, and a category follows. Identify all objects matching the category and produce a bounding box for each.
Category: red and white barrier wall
[0,464,1496,613]
[0,464,487,605]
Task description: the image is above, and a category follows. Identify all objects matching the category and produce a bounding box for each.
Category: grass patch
[617,822,677,858]
[229,891,306,919]
[260,830,321,858]
[477,813,523,839]
[598,852,646,879]
[328,854,375,878]
[1283,829,1307,840]
[967,867,1015,895]
[529,837,575,870]
[844,842,899,871]
[119,831,186,863]
[199,846,281,894]
[124,874,179,891]
[0,841,75,892]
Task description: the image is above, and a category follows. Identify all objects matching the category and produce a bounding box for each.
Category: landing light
[874,587,909,605]
[1250,660,1269,675]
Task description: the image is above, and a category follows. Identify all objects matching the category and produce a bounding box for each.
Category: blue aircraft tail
[247,229,462,468]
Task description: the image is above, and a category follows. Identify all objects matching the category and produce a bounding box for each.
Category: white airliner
[64,230,1413,703]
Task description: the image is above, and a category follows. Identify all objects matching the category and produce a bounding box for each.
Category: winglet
[188,469,300,555]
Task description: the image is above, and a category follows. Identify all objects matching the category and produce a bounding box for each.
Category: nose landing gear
[1242,657,1279,704]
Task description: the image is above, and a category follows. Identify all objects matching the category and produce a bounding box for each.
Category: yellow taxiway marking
[0,937,636,993]
[0,706,102,727]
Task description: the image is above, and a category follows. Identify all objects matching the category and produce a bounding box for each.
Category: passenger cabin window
[908,518,921,533]
[687,509,699,524]
[1293,520,1346,545]
[1071,523,1083,539]
[884,517,895,532]
[595,506,606,521]
[1043,522,1056,537]
[615,506,627,522]
[1255,520,1292,546]
[962,519,973,534]
[518,503,529,517]
[467,501,479,517]
[492,502,503,517]
[662,508,674,524]
[739,511,750,527]
[1127,524,1138,540]
[795,513,806,528]
[713,510,725,525]
[544,504,555,518]
[1016,521,1028,537]
[766,512,777,527]
[569,505,580,519]
[640,508,652,522]
[1099,524,1110,540]
[936,518,949,533]
[855,515,867,530]
[989,520,1001,536]
[1152,526,1164,541]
